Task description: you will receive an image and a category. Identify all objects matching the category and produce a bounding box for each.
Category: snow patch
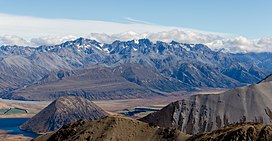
[103,48,110,53]
[94,45,102,51]
[181,44,191,51]
[134,39,139,44]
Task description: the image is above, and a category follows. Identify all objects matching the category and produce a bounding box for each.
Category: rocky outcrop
[187,123,272,141]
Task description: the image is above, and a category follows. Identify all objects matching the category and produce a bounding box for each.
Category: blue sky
[1,0,272,53]
[1,0,271,38]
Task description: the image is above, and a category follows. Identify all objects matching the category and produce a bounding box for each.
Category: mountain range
[0,38,272,100]
[5,63,185,100]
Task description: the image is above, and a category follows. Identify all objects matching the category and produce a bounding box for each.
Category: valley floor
[0,88,227,119]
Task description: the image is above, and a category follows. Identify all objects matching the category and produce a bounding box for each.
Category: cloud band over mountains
[0,13,271,53]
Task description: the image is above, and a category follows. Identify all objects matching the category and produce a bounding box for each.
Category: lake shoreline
[0,118,39,139]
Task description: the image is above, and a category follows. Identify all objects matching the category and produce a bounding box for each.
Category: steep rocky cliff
[141,74,272,134]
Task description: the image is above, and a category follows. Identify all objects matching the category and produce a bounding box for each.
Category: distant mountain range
[0,38,272,100]
[141,74,272,134]
[6,64,185,100]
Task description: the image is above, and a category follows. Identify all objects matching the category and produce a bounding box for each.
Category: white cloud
[206,36,272,53]
[88,32,148,43]
[0,35,33,46]
[0,13,178,38]
[0,13,272,53]
[87,29,223,44]
[30,35,78,46]
[124,17,153,25]
[147,29,222,43]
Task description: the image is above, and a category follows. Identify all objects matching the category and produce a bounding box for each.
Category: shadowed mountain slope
[4,64,189,101]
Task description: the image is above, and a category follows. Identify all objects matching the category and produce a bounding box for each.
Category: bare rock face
[33,115,191,141]
[187,123,272,141]
[141,74,272,134]
[19,96,108,133]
